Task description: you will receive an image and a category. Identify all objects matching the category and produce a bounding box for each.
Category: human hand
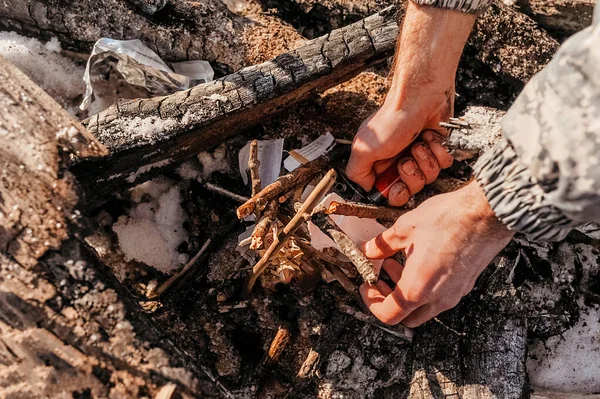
[360,182,514,327]
[346,2,476,206]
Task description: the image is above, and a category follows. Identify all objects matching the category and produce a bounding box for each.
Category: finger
[423,130,453,169]
[364,225,407,259]
[373,157,398,175]
[346,148,376,191]
[411,142,440,184]
[400,303,438,328]
[387,182,410,207]
[360,283,415,325]
[375,280,393,296]
[397,157,426,195]
[382,258,404,285]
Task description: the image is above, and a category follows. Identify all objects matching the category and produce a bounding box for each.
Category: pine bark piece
[73,7,400,208]
[0,0,248,72]
[326,201,408,221]
[237,155,330,220]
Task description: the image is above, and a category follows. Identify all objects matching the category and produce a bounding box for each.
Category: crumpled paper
[81,38,213,110]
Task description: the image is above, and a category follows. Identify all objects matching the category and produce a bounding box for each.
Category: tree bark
[0,55,227,398]
[0,0,251,73]
[72,6,400,209]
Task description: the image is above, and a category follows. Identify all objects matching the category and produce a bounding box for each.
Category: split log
[0,55,228,397]
[0,0,248,73]
[407,255,528,399]
[73,7,400,208]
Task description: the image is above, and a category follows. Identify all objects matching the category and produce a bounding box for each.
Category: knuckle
[403,285,430,305]
[438,296,461,311]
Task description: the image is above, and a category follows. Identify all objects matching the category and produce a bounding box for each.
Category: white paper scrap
[237,225,257,265]
[308,193,386,278]
[238,139,284,187]
[284,132,336,172]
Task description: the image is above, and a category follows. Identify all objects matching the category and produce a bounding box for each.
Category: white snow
[528,304,600,393]
[0,32,85,111]
[113,179,188,274]
[197,143,230,179]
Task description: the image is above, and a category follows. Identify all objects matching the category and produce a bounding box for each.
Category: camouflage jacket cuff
[473,138,575,242]
[410,0,492,14]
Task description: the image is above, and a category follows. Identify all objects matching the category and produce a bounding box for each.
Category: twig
[263,327,291,366]
[244,169,337,293]
[337,303,413,342]
[249,139,261,197]
[325,201,408,221]
[312,214,377,284]
[236,155,330,219]
[250,201,279,250]
[218,301,250,313]
[155,383,177,399]
[202,182,249,203]
[147,239,211,299]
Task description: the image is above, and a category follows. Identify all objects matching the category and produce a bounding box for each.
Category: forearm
[385,2,476,110]
[474,17,600,241]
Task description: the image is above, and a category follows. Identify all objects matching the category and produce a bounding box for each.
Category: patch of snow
[528,303,600,393]
[0,32,85,110]
[176,161,201,180]
[197,143,229,179]
[126,158,173,183]
[113,180,188,273]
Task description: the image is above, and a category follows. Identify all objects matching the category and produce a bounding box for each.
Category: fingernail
[414,144,429,160]
[402,160,417,175]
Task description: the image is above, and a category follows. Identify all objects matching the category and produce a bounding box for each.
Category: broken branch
[244,169,337,293]
[263,327,291,366]
[202,182,250,204]
[148,239,212,299]
[248,140,261,197]
[237,155,329,220]
[326,201,408,221]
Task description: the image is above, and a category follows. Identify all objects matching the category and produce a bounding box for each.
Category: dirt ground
[1,0,599,397]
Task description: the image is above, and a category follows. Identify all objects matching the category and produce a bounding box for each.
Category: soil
[2,0,599,397]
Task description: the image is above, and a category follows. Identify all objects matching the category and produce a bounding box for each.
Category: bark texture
[0,0,250,73]
[73,7,400,208]
[0,55,106,267]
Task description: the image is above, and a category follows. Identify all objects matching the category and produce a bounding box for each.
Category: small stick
[337,303,413,342]
[155,383,177,399]
[250,201,279,250]
[312,214,377,284]
[249,139,261,197]
[218,301,249,313]
[263,327,291,366]
[202,182,249,204]
[325,201,408,221]
[147,239,211,299]
[236,155,329,219]
[244,169,337,293]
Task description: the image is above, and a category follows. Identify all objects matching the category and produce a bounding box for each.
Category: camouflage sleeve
[473,14,600,242]
[410,0,492,14]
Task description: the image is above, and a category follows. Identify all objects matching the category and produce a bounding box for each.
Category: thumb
[346,149,376,191]
[363,223,407,259]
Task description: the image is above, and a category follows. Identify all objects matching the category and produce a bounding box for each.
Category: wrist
[462,181,514,240]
